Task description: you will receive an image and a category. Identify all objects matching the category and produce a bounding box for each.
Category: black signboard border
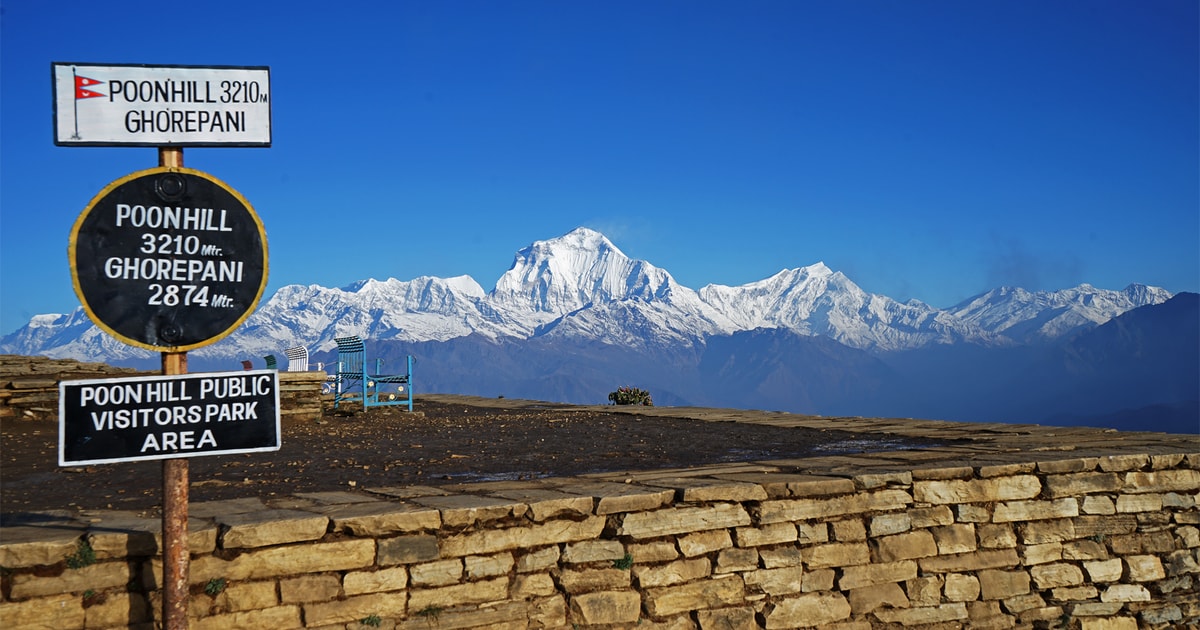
[68,166,269,352]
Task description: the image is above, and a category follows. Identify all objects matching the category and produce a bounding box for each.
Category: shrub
[66,539,96,569]
[204,578,227,597]
[608,386,653,406]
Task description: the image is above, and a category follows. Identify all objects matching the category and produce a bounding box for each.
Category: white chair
[284,346,309,372]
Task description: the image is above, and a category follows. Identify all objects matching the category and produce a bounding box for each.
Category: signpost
[56,61,272,629]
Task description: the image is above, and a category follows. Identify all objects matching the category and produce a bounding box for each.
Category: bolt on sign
[52,62,271,146]
[60,370,281,465]
[69,167,268,351]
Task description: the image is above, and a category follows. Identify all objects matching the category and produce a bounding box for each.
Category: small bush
[204,578,227,597]
[608,386,653,406]
[66,539,96,569]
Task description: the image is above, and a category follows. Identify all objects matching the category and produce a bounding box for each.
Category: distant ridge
[4,227,1169,360]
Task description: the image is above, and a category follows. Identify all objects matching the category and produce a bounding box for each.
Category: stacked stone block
[0,354,325,423]
[3,448,1197,629]
[0,355,142,421]
[278,371,327,422]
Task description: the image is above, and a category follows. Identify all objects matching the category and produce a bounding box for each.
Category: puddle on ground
[812,438,936,454]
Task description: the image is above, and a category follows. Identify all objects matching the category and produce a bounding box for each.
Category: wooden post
[160,146,183,169]
[158,146,190,630]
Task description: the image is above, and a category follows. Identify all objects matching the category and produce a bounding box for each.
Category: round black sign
[69,167,268,351]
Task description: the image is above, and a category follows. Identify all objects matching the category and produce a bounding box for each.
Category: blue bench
[332,335,413,411]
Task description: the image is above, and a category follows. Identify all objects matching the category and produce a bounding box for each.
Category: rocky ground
[2,397,940,519]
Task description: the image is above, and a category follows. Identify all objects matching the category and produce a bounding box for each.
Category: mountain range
[3,227,1196,433]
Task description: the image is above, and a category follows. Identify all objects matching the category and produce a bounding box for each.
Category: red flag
[75,75,104,99]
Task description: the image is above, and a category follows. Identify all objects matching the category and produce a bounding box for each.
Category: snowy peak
[491,227,677,315]
[339,276,486,311]
[1121,283,1173,305]
[949,282,1174,342]
[696,262,991,351]
[699,263,840,330]
[215,274,503,359]
[28,313,74,327]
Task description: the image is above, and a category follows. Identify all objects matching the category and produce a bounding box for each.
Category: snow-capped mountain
[699,264,1002,351]
[241,275,500,348]
[0,227,1175,362]
[488,228,738,347]
[0,310,154,363]
[493,228,674,316]
[948,283,1175,343]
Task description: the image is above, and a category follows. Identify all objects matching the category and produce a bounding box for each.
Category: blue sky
[2,0,1197,335]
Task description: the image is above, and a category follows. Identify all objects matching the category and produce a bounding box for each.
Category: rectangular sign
[59,370,281,465]
[52,62,271,147]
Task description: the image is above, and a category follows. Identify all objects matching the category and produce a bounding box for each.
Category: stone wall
[0,354,326,423]
[2,411,1197,629]
[0,355,142,421]
[276,371,327,423]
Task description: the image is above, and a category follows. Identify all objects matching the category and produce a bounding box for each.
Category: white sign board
[53,62,271,147]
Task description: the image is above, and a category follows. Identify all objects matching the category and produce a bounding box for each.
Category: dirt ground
[2,398,938,520]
